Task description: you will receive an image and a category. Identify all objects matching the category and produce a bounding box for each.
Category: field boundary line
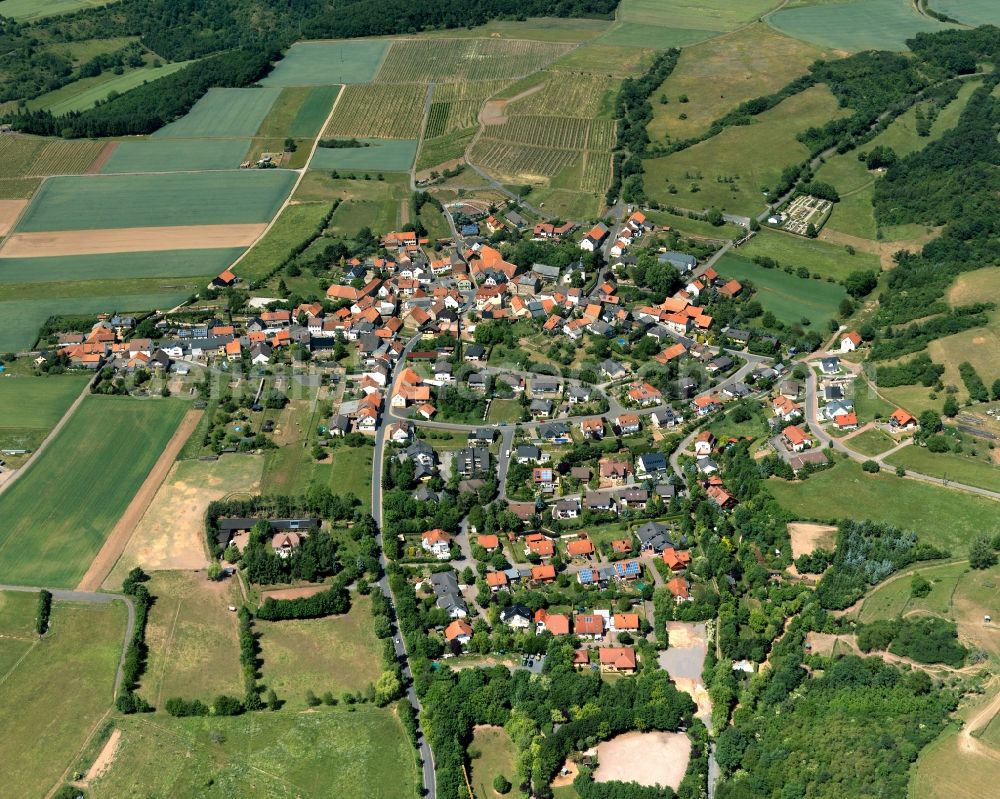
[45,708,113,799]
[154,599,185,709]
[75,408,202,592]
[0,637,38,685]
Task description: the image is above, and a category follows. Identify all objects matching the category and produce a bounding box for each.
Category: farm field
[29,60,195,115]
[0,177,40,200]
[550,43,653,78]
[472,138,579,181]
[643,86,850,216]
[323,83,427,139]
[100,139,250,173]
[258,595,381,705]
[0,0,116,20]
[234,201,330,281]
[0,135,105,178]
[0,248,243,284]
[87,707,419,799]
[140,571,243,707]
[422,16,610,43]
[14,170,296,232]
[256,85,340,139]
[0,396,187,587]
[767,458,998,555]
[0,590,36,676]
[374,37,573,84]
[714,252,846,327]
[0,372,88,456]
[767,0,954,52]
[154,88,281,138]
[260,40,390,86]
[468,726,518,799]
[104,456,265,589]
[293,170,409,206]
[0,224,262,257]
[935,0,1000,25]
[310,139,417,172]
[644,209,742,240]
[597,0,782,49]
[0,597,125,799]
[736,229,879,280]
[646,24,826,142]
[886,447,1000,495]
[416,128,477,171]
[507,72,618,119]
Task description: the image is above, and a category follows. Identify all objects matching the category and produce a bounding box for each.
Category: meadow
[767,458,998,555]
[256,85,340,139]
[154,88,282,138]
[550,43,653,78]
[935,0,1000,25]
[258,595,380,705]
[646,24,825,143]
[714,253,846,326]
[768,0,954,52]
[0,372,88,428]
[469,726,518,799]
[234,202,330,281]
[644,85,849,215]
[0,396,187,587]
[857,560,967,624]
[845,427,896,457]
[30,60,195,115]
[15,170,297,231]
[0,135,105,178]
[323,83,428,139]
[140,570,243,708]
[0,597,125,798]
[88,707,418,799]
[736,229,879,280]
[310,139,417,172]
[260,40,390,86]
[886,447,1000,495]
[100,139,250,173]
[0,0,116,20]
[597,0,781,49]
[0,590,36,676]
[374,37,573,83]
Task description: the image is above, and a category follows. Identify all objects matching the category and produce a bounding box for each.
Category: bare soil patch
[594,731,690,790]
[479,83,544,126]
[77,410,201,591]
[261,585,328,601]
[806,631,860,657]
[788,522,838,561]
[0,199,28,236]
[551,757,579,788]
[83,727,121,784]
[86,141,118,174]
[0,223,267,258]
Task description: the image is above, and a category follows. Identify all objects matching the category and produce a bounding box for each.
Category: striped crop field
[323,84,427,140]
[470,139,579,179]
[581,152,613,193]
[375,38,573,83]
[0,136,104,178]
[425,80,509,137]
[488,116,617,153]
[508,72,618,119]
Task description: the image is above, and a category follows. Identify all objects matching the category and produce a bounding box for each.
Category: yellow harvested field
[0,199,28,236]
[0,223,267,257]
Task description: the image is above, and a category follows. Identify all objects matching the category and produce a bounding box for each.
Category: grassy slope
[736,229,880,280]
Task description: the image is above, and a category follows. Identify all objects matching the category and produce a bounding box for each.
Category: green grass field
[258,595,380,706]
[0,590,38,676]
[315,443,374,510]
[141,571,243,707]
[88,707,418,799]
[30,60,195,115]
[0,597,125,798]
[15,170,296,231]
[597,0,781,48]
[845,427,896,457]
[768,458,998,555]
[487,399,524,423]
[768,0,954,51]
[261,40,390,86]
[234,201,329,281]
[254,85,340,140]
[0,0,116,20]
[101,139,250,173]
[0,396,187,587]
[715,252,846,326]
[935,0,1000,25]
[644,85,849,215]
[0,247,244,284]
[469,726,518,799]
[886,446,1000,494]
[154,88,282,138]
[857,560,966,623]
[737,229,879,280]
[416,128,476,171]
[0,373,88,428]
[291,85,341,137]
[310,139,418,172]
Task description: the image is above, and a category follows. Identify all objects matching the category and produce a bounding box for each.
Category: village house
[574,613,605,640]
[782,425,813,453]
[599,646,637,673]
[421,528,452,560]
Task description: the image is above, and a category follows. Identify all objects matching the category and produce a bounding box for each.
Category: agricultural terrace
[646,24,826,142]
[310,139,417,173]
[140,571,244,707]
[767,0,955,52]
[643,85,850,216]
[374,37,573,84]
[153,87,281,138]
[100,139,251,173]
[323,84,428,140]
[14,170,296,231]
[256,85,341,139]
[0,0,116,20]
[935,0,1000,26]
[258,595,381,705]
[767,458,999,555]
[598,0,782,49]
[0,396,187,587]
[0,135,105,178]
[736,229,880,281]
[714,252,846,327]
[0,597,125,798]
[0,373,88,457]
[87,708,419,799]
[260,40,390,86]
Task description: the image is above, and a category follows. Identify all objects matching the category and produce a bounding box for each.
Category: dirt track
[76,410,201,591]
[0,223,267,258]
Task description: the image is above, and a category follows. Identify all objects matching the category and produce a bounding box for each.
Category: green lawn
[15,170,297,231]
[0,247,243,284]
[0,373,88,428]
[487,399,523,423]
[317,444,374,511]
[291,86,341,137]
[845,427,895,457]
[101,139,250,173]
[260,40,390,86]
[0,597,125,798]
[235,202,330,281]
[767,0,955,52]
[737,229,879,281]
[768,458,999,555]
[310,138,418,172]
[258,595,381,706]
[469,726,518,799]
[154,88,282,138]
[88,707,418,799]
[0,590,38,676]
[30,60,195,115]
[0,0,117,20]
[326,197,400,237]
[715,252,846,326]
[857,560,967,624]
[935,0,1000,25]
[0,396,187,587]
[885,446,1000,494]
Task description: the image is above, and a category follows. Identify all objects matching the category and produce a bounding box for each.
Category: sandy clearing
[0,223,267,258]
[551,758,579,788]
[261,585,328,601]
[77,410,202,591]
[0,200,29,237]
[788,522,838,561]
[83,728,121,784]
[594,731,690,790]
